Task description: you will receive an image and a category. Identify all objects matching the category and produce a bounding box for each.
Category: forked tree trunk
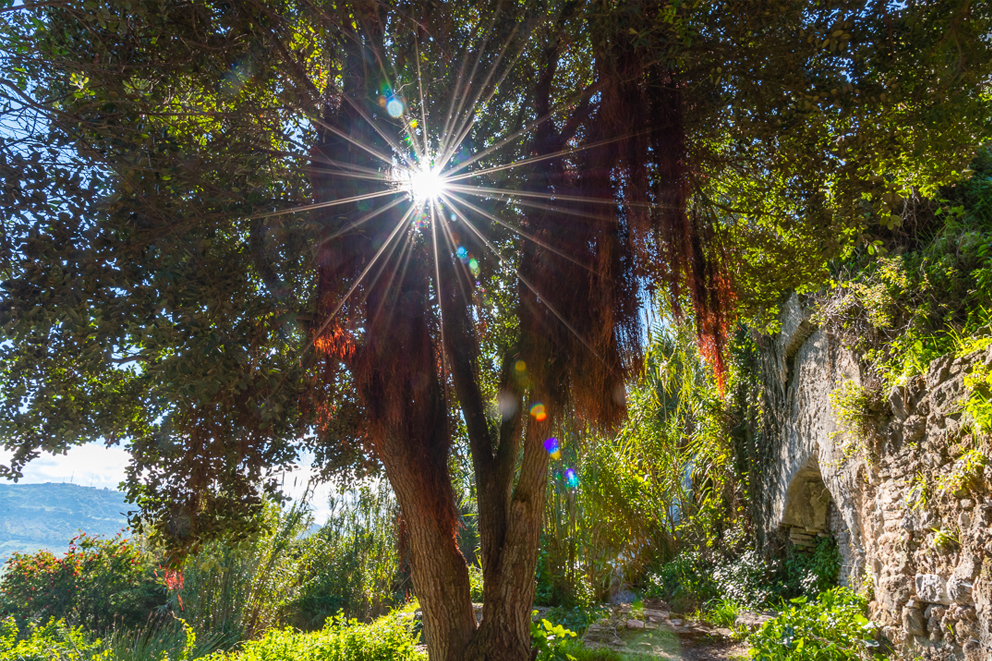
[378,417,549,661]
[310,7,569,658]
[465,428,550,661]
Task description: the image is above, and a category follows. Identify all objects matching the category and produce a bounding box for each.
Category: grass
[208,613,426,661]
[694,598,741,629]
[104,617,235,661]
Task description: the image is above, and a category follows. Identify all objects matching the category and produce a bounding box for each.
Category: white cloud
[0,443,131,490]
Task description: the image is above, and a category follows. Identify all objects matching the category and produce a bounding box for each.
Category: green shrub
[286,481,404,629]
[777,537,843,600]
[712,549,777,609]
[646,536,842,613]
[643,551,718,610]
[468,565,484,602]
[542,605,609,637]
[748,588,885,661]
[964,360,992,436]
[169,501,306,642]
[104,617,232,661]
[0,533,164,632]
[212,613,425,661]
[696,598,741,629]
[530,621,648,661]
[530,617,577,661]
[828,381,878,457]
[817,152,992,396]
[0,616,111,661]
[534,539,595,609]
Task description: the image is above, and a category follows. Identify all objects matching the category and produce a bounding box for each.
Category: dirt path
[578,601,753,660]
[583,622,748,660]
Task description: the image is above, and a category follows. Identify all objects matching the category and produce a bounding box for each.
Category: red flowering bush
[0,532,166,631]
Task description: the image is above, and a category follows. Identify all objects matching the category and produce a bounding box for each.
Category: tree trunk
[310,8,554,657]
[465,424,550,661]
[380,432,477,661]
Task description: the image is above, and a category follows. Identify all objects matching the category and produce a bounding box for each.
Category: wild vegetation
[1,0,990,659]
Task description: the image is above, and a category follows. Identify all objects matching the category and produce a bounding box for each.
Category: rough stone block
[955,618,978,644]
[903,415,925,443]
[903,605,926,635]
[916,574,951,605]
[625,619,645,629]
[878,574,913,615]
[900,507,930,532]
[940,611,957,638]
[949,575,974,605]
[931,378,966,414]
[959,511,973,530]
[889,386,910,421]
[926,355,953,390]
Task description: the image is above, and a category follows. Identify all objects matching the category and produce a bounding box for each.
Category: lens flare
[565,468,578,488]
[543,437,560,460]
[386,96,404,118]
[529,403,546,421]
[412,209,429,229]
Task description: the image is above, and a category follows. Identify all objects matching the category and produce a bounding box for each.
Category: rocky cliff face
[757,295,992,660]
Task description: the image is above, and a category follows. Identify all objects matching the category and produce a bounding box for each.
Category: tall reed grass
[167,500,308,642]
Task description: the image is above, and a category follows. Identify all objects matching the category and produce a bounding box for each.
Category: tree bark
[465,423,550,661]
[435,217,551,661]
[378,422,478,661]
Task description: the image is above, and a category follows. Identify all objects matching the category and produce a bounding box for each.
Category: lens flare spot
[543,437,560,460]
[456,245,468,260]
[468,258,480,276]
[565,468,579,488]
[386,97,404,118]
[515,360,526,372]
[412,209,429,229]
[221,59,252,96]
[529,403,546,422]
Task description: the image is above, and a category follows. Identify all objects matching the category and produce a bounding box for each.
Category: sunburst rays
[279,12,658,371]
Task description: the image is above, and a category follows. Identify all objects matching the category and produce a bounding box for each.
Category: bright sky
[0,443,336,524]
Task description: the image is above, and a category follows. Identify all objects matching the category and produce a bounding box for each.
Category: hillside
[0,482,131,565]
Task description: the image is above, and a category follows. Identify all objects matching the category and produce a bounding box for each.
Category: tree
[1,1,989,659]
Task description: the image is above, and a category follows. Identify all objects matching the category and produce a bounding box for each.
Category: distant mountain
[0,482,131,565]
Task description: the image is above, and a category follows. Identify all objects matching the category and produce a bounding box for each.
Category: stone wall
[754,294,864,586]
[757,295,992,660]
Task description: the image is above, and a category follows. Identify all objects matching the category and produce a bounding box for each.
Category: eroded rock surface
[757,294,992,660]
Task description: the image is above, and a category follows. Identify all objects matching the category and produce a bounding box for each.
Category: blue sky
[0,443,336,524]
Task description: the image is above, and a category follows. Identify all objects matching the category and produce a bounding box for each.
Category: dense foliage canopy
[1,0,989,658]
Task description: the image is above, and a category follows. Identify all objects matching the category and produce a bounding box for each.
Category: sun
[405,166,448,205]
